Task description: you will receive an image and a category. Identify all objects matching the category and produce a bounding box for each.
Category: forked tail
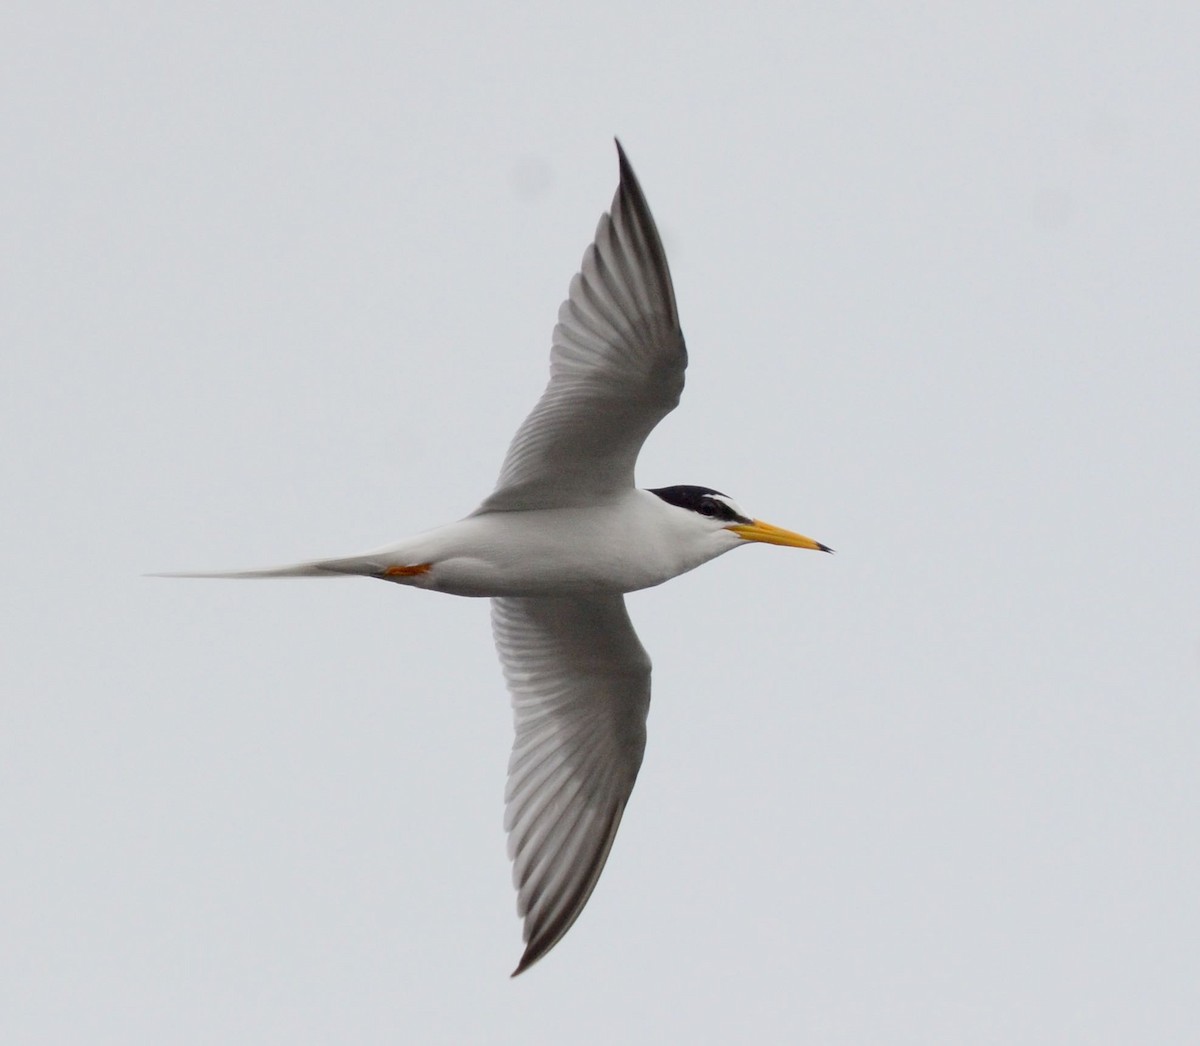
[148,553,388,580]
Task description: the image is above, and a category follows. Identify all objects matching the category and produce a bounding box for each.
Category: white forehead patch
[710,494,747,518]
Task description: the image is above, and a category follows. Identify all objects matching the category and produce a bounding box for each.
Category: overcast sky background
[4,4,1199,1043]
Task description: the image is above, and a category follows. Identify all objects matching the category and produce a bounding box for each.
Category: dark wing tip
[608,138,680,327]
[509,928,556,978]
[510,948,537,978]
[613,137,643,205]
[614,135,629,169]
[506,797,628,978]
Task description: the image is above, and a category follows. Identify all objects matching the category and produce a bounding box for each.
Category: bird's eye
[698,501,718,518]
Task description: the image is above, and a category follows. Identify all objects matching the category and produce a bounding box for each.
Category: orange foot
[383,563,433,577]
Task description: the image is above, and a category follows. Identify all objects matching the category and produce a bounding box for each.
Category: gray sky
[4,3,1199,1042]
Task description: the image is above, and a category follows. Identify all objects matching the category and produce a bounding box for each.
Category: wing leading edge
[491,595,652,974]
[477,142,687,514]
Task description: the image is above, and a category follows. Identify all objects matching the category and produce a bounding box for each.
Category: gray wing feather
[476,142,686,513]
[491,595,651,975]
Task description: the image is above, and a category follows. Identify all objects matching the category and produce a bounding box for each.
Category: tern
[166,141,831,975]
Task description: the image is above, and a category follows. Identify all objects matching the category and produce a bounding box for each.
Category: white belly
[364,490,734,598]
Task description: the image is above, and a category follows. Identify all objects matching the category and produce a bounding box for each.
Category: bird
[163,141,831,975]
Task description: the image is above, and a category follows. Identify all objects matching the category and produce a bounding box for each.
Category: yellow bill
[727,520,832,552]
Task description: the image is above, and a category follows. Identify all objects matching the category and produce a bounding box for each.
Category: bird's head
[648,485,832,554]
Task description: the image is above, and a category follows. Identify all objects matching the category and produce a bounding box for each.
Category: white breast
[372,489,740,598]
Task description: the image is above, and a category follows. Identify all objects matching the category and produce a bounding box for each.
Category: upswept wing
[476,142,686,513]
[491,595,652,975]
